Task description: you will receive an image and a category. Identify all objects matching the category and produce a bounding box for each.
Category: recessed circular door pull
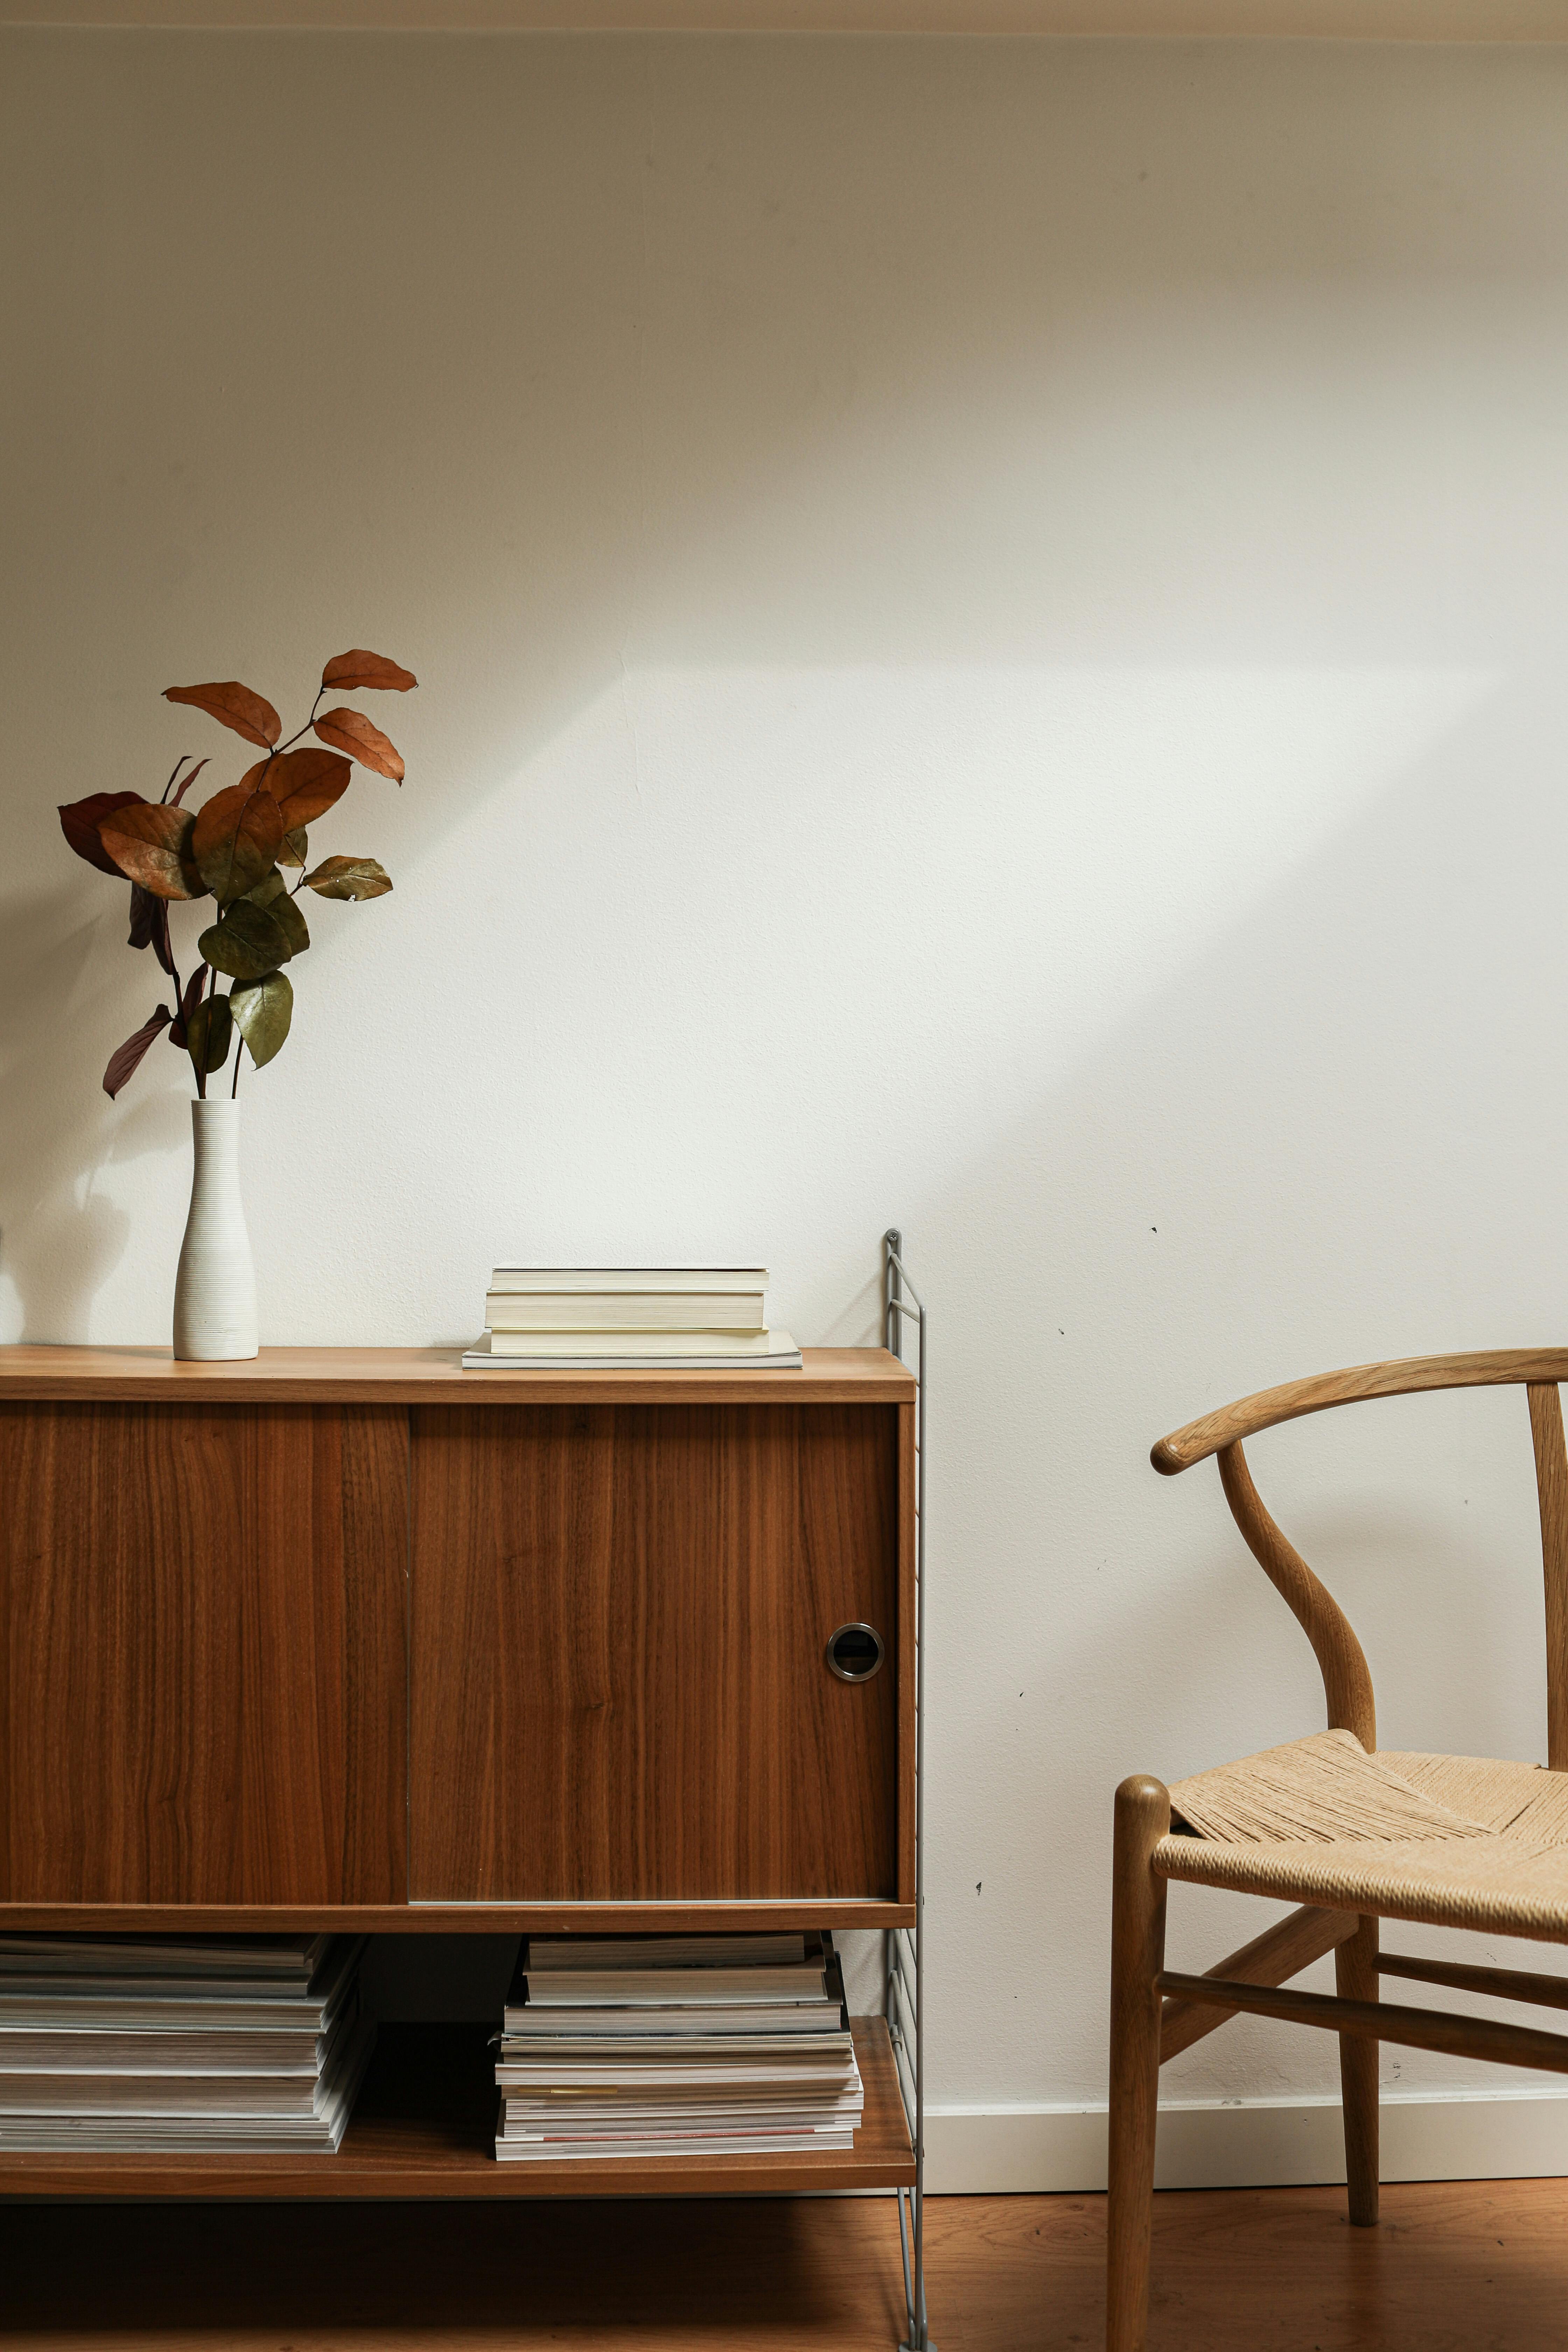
[826,1622,885,1682]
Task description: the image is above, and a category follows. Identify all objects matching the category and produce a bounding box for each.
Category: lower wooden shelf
[0,2017,913,2201]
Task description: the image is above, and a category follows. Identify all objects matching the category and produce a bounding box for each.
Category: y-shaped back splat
[1527,1383,1568,1773]
[1216,1440,1377,1752]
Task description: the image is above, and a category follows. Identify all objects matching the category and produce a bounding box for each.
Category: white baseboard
[924,2090,1568,2194]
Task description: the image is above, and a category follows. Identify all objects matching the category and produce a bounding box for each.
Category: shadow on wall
[0,887,187,1337]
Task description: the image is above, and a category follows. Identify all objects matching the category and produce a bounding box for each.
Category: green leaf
[191,780,284,905]
[186,992,233,1078]
[230,970,293,1068]
[277,825,308,870]
[198,897,292,982]
[270,890,310,957]
[245,867,287,908]
[303,854,392,902]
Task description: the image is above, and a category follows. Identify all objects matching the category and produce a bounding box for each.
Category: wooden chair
[1107,1349,1568,2352]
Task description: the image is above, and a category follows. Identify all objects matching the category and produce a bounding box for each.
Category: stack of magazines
[464,1267,802,1370]
[493,1932,862,2162]
[0,1933,375,2152]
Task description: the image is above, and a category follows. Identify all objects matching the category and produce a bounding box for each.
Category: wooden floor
[3,2178,1567,2348]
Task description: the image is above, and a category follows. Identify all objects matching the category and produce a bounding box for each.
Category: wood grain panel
[0,1899,915,1932]
[410,1403,900,1903]
[0,1345,914,1407]
[0,1404,407,1905]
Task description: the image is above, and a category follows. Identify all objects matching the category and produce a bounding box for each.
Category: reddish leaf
[322,649,418,693]
[163,680,281,748]
[191,782,284,904]
[314,707,404,782]
[60,791,145,876]
[99,803,203,900]
[169,961,208,1050]
[103,1005,172,1099]
[127,885,175,976]
[127,884,157,950]
[169,756,210,807]
[246,747,350,831]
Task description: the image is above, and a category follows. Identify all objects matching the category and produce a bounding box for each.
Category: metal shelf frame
[882,1227,936,2352]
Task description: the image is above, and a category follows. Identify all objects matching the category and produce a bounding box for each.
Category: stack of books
[0,1933,375,2153]
[464,1268,802,1370]
[492,1932,863,2163]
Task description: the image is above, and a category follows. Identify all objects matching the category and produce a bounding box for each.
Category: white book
[495,2037,855,2070]
[0,1939,363,2032]
[524,1966,829,2006]
[0,2022,376,2152]
[0,2026,333,2070]
[524,1935,807,1972]
[496,2059,859,2088]
[494,2128,854,2160]
[486,1294,765,1332]
[501,2098,864,2127]
[498,2054,857,2079]
[475,1328,782,1358]
[0,1934,332,1981]
[500,2004,835,2037]
[488,1268,766,1296]
[465,1330,803,1372]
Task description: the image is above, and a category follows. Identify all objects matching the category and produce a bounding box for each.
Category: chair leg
[1336,1914,1380,2226]
[1107,1774,1170,2352]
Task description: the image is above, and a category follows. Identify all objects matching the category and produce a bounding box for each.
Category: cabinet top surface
[0,1344,915,1405]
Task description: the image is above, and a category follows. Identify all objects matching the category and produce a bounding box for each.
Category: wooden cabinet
[0,1344,917,2205]
[0,1348,914,1929]
[409,1401,900,1903]
[0,1401,408,1908]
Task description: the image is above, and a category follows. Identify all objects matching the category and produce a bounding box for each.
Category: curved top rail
[1152,1348,1568,1476]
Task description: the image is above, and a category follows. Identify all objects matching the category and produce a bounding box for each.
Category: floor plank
[2,2178,1568,2348]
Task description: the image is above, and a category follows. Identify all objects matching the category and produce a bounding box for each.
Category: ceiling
[5,0,1567,33]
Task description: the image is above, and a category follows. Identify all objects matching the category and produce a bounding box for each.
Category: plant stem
[272,687,326,757]
[194,964,211,1101]
[231,1038,243,1099]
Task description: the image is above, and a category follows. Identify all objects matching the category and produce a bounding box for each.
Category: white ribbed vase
[173,1099,258,1362]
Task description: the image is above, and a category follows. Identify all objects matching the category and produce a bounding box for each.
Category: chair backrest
[1152,1350,1568,1768]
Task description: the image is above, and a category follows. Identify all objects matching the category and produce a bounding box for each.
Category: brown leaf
[169,962,208,1050]
[168,756,210,807]
[314,707,404,782]
[163,680,281,748]
[303,854,392,902]
[248,747,351,831]
[191,781,284,904]
[277,824,309,869]
[60,791,145,876]
[127,884,175,976]
[322,649,417,693]
[99,803,203,900]
[103,1004,172,1099]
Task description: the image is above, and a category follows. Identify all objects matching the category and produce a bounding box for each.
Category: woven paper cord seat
[1103,1348,1568,2352]
[1161,1729,1568,1943]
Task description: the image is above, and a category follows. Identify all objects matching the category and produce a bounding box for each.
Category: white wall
[5,27,1568,2170]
